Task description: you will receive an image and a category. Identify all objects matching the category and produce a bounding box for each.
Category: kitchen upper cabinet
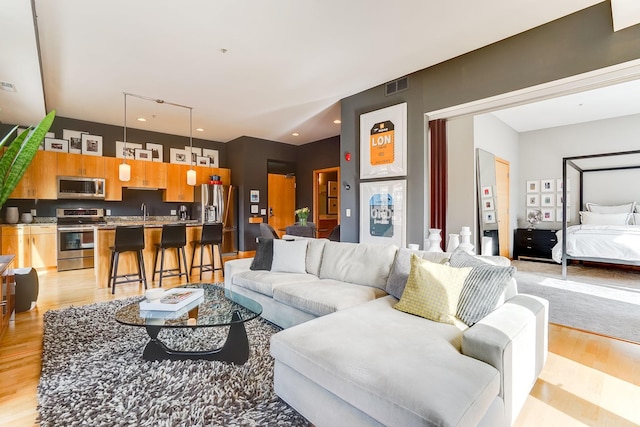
[57,152,104,177]
[103,157,123,201]
[128,159,167,188]
[1,225,57,269]
[10,151,58,199]
[164,164,194,202]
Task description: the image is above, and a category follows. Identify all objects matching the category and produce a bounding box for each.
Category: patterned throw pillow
[448,249,516,326]
[250,238,274,271]
[394,255,471,325]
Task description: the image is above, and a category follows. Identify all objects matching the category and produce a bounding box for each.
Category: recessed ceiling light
[292,132,300,136]
[333,119,341,124]
[196,128,204,132]
[137,117,146,122]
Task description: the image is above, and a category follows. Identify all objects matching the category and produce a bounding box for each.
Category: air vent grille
[385,76,408,96]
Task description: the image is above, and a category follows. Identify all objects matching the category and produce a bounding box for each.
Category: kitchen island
[94,221,221,288]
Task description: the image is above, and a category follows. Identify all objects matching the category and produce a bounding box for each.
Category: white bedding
[552,224,640,263]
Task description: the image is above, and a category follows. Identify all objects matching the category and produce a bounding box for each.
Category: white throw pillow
[585,202,635,214]
[579,211,630,225]
[271,239,308,273]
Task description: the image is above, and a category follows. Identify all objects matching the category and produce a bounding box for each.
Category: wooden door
[268,173,296,238]
[495,157,510,258]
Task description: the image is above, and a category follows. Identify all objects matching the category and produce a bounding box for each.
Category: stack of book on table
[139,288,205,312]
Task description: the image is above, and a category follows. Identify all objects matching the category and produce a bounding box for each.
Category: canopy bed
[555,149,640,279]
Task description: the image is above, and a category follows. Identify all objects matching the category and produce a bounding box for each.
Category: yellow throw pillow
[394,254,471,325]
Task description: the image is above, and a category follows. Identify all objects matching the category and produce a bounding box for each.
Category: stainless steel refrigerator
[193,183,237,254]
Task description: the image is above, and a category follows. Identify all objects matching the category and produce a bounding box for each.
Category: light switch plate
[106,209,111,216]
[170,209,177,215]
[346,208,351,217]
[260,209,267,216]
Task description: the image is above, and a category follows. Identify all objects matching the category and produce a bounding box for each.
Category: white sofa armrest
[462,294,548,425]
[224,258,254,289]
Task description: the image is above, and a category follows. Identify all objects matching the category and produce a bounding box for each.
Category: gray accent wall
[340,1,640,245]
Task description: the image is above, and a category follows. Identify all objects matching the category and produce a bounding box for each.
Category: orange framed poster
[360,103,407,179]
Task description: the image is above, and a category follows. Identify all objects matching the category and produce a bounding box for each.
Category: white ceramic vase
[446,234,460,253]
[426,228,443,252]
[5,207,18,224]
[21,213,33,224]
[458,226,475,254]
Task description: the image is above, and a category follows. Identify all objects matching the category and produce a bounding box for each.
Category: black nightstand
[513,228,558,261]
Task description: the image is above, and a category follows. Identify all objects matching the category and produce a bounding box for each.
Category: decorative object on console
[458,226,474,254]
[426,228,443,252]
[446,234,460,253]
[294,207,309,226]
[527,209,542,229]
[5,207,18,224]
[20,212,33,224]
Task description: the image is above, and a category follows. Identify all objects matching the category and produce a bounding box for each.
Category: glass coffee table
[115,284,262,364]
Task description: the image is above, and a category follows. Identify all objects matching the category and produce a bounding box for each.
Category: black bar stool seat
[108,225,147,294]
[152,224,189,287]
[190,223,224,281]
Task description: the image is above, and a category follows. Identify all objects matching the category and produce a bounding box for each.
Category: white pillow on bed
[633,213,640,225]
[586,202,635,214]
[579,211,630,225]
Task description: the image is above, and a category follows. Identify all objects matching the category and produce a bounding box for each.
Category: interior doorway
[495,157,510,257]
[313,167,340,238]
[268,173,296,238]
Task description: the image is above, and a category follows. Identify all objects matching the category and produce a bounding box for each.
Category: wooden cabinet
[164,164,194,202]
[103,157,123,201]
[0,255,15,342]
[57,152,104,177]
[10,151,58,199]
[513,228,558,261]
[0,225,57,269]
[128,159,167,188]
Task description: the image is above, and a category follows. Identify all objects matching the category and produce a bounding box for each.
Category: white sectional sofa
[224,238,548,427]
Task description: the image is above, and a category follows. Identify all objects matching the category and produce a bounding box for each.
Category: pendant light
[119,92,131,181]
[186,107,196,186]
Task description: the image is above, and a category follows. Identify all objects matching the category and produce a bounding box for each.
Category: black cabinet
[514,228,557,261]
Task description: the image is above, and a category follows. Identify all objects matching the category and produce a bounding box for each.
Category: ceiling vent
[0,81,16,92]
[385,76,408,96]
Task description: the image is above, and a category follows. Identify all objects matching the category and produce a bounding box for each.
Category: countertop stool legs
[109,225,147,294]
[189,223,224,281]
[153,224,190,287]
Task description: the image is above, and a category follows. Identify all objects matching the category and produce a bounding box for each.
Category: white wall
[474,114,520,253]
[446,116,476,249]
[519,113,640,228]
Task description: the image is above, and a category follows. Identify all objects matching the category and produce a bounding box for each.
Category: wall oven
[56,208,105,271]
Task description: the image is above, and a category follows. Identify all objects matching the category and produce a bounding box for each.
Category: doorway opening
[313,167,340,239]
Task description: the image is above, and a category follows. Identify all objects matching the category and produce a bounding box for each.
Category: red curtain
[429,119,447,248]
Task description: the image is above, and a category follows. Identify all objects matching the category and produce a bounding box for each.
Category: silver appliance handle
[57,226,96,232]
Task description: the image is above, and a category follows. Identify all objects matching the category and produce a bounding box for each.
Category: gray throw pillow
[250,238,274,271]
[449,248,516,326]
[386,248,449,299]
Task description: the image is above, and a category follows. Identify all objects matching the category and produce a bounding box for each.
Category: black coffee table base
[142,311,250,364]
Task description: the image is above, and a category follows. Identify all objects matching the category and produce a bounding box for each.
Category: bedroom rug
[38,296,310,427]
[515,270,640,343]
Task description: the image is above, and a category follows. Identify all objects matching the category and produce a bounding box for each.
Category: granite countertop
[99,217,201,230]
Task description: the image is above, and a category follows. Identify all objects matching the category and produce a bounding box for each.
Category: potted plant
[295,206,310,226]
[0,110,56,210]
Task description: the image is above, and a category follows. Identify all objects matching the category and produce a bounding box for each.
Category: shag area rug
[515,271,640,343]
[38,292,310,426]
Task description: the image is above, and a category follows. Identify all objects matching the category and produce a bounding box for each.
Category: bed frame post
[562,158,568,279]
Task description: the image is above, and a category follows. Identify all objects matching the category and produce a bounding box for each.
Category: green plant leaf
[0,110,56,209]
[0,125,18,151]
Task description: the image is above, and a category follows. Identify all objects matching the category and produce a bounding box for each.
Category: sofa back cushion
[319,241,397,289]
[386,248,450,299]
[250,237,274,271]
[281,235,328,276]
[271,239,309,274]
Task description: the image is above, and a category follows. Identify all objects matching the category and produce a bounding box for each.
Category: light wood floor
[1,263,639,427]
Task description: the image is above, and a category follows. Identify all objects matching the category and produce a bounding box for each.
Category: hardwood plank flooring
[1,262,639,426]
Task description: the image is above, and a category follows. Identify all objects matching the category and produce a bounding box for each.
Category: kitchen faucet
[141,203,147,222]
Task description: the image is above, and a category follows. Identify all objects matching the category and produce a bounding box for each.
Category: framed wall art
[526,180,539,193]
[196,156,210,167]
[359,103,407,179]
[481,186,493,198]
[526,194,540,207]
[482,199,495,211]
[44,138,68,152]
[169,148,189,164]
[541,179,555,192]
[185,146,202,164]
[359,179,406,247]
[116,141,142,159]
[63,129,86,154]
[483,211,496,224]
[541,208,555,222]
[541,194,555,207]
[81,134,103,156]
[135,149,152,161]
[250,190,260,203]
[146,143,163,162]
[202,148,219,167]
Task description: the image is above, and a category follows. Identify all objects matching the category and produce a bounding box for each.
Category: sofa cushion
[281,235,328,276]
[270,296,501,427]
[250,237,273,271]
[273,279,387,317]
[319,241,397,290]
[449,249,516,326]
[232,270,318,297]
[386,248,450,299]
[271,239,308,273]
[394,255,471,326]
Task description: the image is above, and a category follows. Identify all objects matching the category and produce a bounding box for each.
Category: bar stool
[108,225,147,294]
[153,224,189,287]
[190,223,224,281]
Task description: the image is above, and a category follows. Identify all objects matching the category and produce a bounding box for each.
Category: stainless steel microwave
[57,176,106,199]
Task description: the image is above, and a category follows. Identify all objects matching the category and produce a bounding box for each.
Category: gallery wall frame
[116,141,142,159]
[146,143,163,162]
[81,134,103,156]
[359,103,407,179]
[359,179,406,247]
[63,129,86,154]
[44,138,68,152]
[202,148,219,168]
